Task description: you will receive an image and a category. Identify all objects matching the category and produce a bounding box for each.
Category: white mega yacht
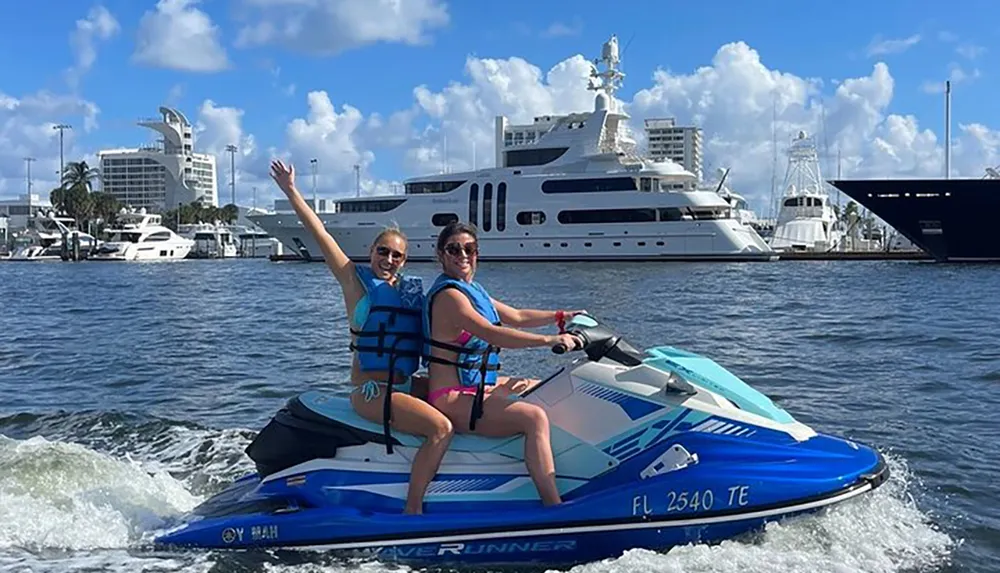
[90,208,193,261]
[8,211,99,261]
[250,36,775,262]
[768,131,841,252]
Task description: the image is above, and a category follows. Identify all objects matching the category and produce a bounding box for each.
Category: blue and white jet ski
[155,314,888,566]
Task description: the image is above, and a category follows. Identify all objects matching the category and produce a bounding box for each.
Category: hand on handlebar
[550,332,583,354]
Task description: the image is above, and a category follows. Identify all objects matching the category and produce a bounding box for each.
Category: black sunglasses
[444,242,479,257]
[375,245,406,260]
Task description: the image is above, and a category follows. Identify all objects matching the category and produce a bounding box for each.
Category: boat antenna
[769,93,778,221]
[945,80,951,179]
[836,145,842,211]
[714,167,731,194]
[442,134,448,174]
[620,32,636,69]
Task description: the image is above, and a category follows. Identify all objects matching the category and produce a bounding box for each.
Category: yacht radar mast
[588,35,626,111]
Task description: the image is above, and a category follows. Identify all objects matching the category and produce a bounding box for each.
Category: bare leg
[351,388,454,514]
[434,392,561,506]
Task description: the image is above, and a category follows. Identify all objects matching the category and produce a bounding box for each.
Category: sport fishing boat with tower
[250,36,774,262]
[768,131,841,252]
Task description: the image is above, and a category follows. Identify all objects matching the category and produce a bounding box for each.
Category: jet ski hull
[155,316,891,566]
[156,440,888,566]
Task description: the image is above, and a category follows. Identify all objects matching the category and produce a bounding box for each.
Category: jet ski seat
[297,390,520,453]
[247,391,616,480]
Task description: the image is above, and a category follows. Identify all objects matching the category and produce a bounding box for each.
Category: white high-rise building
[644,118,702,189]
[99,106,218,211]
[0,193,54,234]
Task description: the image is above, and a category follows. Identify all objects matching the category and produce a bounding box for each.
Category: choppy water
[0,258,997,573]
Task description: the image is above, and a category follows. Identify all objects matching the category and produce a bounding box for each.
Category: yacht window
[404,181,466,194]
[542,177,638,194]
[483,183,493,232]
[658,208,685,221]
[505,147,569,168]
[145,231,172,242]
[431,213,459,227]
[640,177,652,192]
[688,209,726,220]
[516,211,546,225]
[469,184,479,226]
[557,208,656,224]
[497,182,507,231]
[338,199,406,213]
[113,232,141,243]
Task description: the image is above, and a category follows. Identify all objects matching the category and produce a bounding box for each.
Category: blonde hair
[372,222,407,248]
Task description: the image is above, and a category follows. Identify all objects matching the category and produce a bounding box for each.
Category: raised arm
[437,290,570,349]
[491,298,585,329]
[269,159,356,288]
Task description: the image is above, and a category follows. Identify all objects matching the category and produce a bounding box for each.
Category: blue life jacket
[349,265,425,379]
[422,274,502,388]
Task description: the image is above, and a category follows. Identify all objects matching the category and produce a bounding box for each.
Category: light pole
[225,144,238,206]
[309,158,318,207]
[53,124,72,186]
[251,186,258,258]
[354,164,360,197]
[24,157,36,214]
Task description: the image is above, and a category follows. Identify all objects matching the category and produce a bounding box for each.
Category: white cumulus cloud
[0,91,101,198]
[67,5,120,87]
[133,0,229,72]
[234,0,449,56]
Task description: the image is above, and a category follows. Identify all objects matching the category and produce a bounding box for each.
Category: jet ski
[154,314,888,566]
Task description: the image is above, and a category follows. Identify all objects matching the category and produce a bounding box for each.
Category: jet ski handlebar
[550,313,644,367]
[551,339,581,355]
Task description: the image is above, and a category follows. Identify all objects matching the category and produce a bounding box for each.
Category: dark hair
[436,221,478,252]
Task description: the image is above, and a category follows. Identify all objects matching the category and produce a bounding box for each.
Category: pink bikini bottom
[426,330,480,406]
[427,385,479,407]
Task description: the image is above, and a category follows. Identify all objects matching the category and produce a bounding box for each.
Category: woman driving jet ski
[269,159,454,515]
[422,221,584,506]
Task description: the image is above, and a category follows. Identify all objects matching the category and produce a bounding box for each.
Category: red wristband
[555,310,566,332]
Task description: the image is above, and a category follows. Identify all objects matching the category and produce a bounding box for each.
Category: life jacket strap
[469,344,500,431]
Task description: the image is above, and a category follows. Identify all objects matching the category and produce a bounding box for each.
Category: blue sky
[0,0,996,211]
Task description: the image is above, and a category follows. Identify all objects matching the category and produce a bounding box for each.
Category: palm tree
[61,161,100,191]
[89,192,121,233]
[220,204,240,223]
[50,187,68,214]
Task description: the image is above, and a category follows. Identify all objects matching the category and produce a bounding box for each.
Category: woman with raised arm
[421,221,584,507]
[269,159,453,515]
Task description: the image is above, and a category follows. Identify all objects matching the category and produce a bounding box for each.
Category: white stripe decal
[294,483,873,552]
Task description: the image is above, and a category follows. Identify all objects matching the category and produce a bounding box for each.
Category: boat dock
[776,250,931,261]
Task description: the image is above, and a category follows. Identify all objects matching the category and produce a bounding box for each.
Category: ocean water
[0,258,997,573]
